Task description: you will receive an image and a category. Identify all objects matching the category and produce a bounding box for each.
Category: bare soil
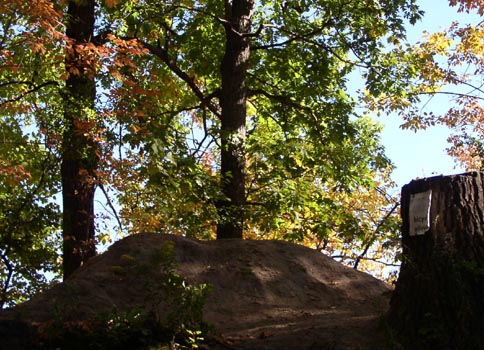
[0,233,393,350]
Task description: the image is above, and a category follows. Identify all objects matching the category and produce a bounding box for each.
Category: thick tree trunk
[61,0,97,279]
[217,0,256,239]
[388,172,484,350]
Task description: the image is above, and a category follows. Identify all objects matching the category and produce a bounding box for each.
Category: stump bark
[388,172,484,350]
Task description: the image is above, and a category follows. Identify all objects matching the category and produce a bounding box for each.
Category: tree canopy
[0,0,428,305]
[369,0,484,171]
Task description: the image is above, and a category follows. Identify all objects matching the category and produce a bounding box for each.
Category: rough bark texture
[388,172,484,350]
[61,0,97,279]
[216,0,256,239]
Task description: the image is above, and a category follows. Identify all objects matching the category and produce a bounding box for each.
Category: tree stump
[388,172,484,350]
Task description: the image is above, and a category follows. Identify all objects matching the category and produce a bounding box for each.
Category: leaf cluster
[0,119,61,308]
[367,1,484,172]
[0,0,426,293]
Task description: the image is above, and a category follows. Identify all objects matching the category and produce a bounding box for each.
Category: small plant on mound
[150,240,212,348]
[35,307,165,350]
[35,240,211,350]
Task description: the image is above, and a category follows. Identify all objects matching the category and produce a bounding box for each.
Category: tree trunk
[61,0,97,279]
[217,0,256,239]
[388,172,484,350]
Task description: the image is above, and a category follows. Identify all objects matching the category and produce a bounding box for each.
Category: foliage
[243,113,402,278]
[34,241,211,350]
[0,0,63,306]
[0,0,426,298]
[151,241,212,333]
[96,0,419,266]
[367,0,484,171]
[0,119,61,308]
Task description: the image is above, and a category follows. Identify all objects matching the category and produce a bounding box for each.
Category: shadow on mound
[0,233,392,350]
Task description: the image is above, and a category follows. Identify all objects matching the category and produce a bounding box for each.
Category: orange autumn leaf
[104,0,118,8]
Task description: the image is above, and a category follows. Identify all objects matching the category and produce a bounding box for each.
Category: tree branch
[97,183,123,232]
[0,249,14,309]
[353,201,399,269]
[137,40,221,119]
[248,88,326,141]
[332,254,401,268]
[0,81,59,107]
[251,24,325,50]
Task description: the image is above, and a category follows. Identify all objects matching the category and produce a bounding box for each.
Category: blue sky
[380,2,482,188]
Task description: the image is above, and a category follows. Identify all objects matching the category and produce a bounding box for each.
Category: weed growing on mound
[34,240,212,350]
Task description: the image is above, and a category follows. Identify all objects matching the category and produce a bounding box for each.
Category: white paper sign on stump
[409,190,432,236]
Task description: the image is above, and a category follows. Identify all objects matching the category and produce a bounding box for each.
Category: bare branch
[409,90,484,102]
[97,183,123,232]
[332,254,401,268]
[353,201,399,269]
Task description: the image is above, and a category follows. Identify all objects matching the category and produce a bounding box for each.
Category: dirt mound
[0,233,392,349]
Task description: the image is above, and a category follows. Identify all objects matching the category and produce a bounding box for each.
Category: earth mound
[0,233,392,349]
